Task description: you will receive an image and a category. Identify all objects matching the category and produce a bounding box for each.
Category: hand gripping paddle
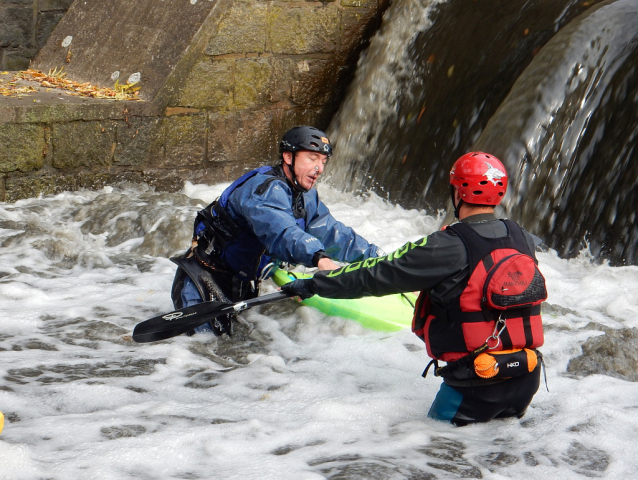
[132,290,294,343]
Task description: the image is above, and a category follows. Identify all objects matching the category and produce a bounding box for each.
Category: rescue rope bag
[473,348,538,379]
[413,220,547,380]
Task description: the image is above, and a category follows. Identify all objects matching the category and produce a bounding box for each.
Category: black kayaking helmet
[279,126,332,192]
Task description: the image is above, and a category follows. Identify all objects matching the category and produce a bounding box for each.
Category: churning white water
[0,182,637,479]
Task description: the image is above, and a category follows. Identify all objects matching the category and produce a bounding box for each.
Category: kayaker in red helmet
[283,152,548,426]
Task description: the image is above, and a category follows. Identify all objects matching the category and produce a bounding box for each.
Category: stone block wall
[0,0,74,70]
[169,0,386,163]
[0,0,388,201]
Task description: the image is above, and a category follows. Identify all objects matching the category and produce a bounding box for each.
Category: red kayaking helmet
[450,152,508,206]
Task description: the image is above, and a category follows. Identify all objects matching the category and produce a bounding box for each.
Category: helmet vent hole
[309,142,319,148]
[498,192,504,196]
[462,182,469,187]
[479,180,488,185]
[473,190,483,195]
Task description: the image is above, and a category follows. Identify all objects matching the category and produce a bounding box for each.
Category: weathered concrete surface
[1,0,389,201]
[32,0,229,103]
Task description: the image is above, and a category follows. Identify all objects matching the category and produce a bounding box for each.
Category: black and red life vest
[412,220,546,363]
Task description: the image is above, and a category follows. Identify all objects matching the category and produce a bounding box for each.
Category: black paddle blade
[132,300,231,343]
[132,290,294,343]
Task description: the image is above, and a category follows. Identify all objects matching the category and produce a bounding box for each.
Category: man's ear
[282,151,293,166]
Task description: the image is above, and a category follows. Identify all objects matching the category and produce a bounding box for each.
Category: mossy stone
[234,57,293,107]
[52,121,116,168]
[205,3,268,56]
[165,114,206,167]
[0,123,46,173]
[178,58,234,109]
[269,5,338,55]
[114,117,164,166]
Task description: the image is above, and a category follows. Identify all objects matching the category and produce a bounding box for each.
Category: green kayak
[272,269,417,332]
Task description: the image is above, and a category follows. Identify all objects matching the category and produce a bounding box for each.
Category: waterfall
[327,0,637,265]
[476,0,638,265]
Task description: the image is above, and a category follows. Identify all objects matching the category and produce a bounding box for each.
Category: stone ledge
[2,162,264,202]
[0,73,161,123]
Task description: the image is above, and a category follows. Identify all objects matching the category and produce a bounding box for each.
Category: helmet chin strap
[451,185,462,219]
[289,151,310,193]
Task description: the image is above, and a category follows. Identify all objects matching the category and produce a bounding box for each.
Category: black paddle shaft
[132,290,294,343]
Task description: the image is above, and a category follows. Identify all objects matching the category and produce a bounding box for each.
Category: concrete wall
[0,0,74,70]
[0,0,387,201]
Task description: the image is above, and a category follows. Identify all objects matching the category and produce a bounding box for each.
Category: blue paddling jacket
[192,165,381,281]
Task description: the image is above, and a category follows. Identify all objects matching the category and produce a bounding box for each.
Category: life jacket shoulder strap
[218,165,275,208]
[194,166,280,240]
[447,219,532,271]
[254,169,306,220]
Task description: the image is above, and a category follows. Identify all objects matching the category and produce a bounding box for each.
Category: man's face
[283,150,328,190]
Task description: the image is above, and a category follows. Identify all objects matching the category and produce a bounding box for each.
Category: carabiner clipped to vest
[486,316,507,349]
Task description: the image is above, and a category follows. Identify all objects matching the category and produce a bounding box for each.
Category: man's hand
[281,279,315,300]
[317,257,339,271]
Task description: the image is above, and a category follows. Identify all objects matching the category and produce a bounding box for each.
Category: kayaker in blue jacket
[170,126,384,336]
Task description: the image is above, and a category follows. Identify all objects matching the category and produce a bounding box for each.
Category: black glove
[281,279,315,300]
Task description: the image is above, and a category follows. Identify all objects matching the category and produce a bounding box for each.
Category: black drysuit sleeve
[305,230,469,299]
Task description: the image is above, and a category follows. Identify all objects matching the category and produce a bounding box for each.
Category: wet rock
[308,454,363,467]
[35,11,65,50]
[542,302,580,317]
[13,339,58,351]
[77,320,130,344]
[207,109,281,164]
[315,459,435,480]
[561,441,610,476]
[101,424,146,440]
[271,439,325,456]
[478,451,520,470]
[5,357,166,385]
[567,327,638,381]
[418,436,483,478]
[125,385,147,394]
[184,371,222,389]
[523,451,540,467]
[3,411,20,423]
